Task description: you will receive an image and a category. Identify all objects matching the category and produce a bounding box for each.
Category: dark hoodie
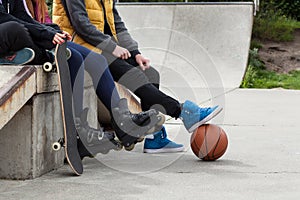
[0,0,60,49]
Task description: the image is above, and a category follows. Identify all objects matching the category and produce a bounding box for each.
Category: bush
[46,0,53,18]
[261,0,300,21]
[253,10,300,42]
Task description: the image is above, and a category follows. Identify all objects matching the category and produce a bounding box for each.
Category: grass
[240,48,300,90]
[241,8,300,90]
[241,67,300,90]
[252,10,300,42]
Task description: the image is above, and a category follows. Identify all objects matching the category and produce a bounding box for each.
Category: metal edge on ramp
[0,66,36,130]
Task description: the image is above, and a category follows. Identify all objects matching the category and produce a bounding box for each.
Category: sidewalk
[1,88,300,200]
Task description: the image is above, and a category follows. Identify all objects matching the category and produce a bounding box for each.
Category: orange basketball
[190,124,228,161]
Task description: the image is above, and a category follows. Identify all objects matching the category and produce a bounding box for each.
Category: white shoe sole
[187,106,223,133]
[143,146,185,154]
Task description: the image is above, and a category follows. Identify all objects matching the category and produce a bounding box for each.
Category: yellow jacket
[53,0,139,55]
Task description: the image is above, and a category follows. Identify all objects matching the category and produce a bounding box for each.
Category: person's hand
[135,54,150,71]
[62,31,72,41]
[52,31,71,45]
[112,45,131,60]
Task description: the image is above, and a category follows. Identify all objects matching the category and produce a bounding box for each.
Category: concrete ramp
[0,66,36,130]
[118,3,254,103]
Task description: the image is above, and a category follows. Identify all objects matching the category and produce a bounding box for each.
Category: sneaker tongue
[161,128,167,139]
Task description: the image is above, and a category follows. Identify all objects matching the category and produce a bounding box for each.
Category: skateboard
[51,42,83,175]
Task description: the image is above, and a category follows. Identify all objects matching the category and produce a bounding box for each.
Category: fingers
[62,31,72,41]
[121,50,131,60]
[118,48,130,59]
[136,55,150,71]
[112,46,131,59]
[52,33,67,45]
[143,59,150,68]
[139,65,147,71]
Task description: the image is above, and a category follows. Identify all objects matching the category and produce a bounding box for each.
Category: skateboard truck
[42,48,72,73]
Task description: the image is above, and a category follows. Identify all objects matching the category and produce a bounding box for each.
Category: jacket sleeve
[0,2,58,47]
[113,1,141,57]
[65,0,117,53]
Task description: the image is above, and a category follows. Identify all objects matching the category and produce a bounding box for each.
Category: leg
[67,44,123,157]
[108,57,181,118]
[125,57,160,90]
[125,58,185,153]
[0,21,49,64]
[0,22,33,55]
[107,57,184,153]
[67,42,164,152]
[108,56,222,152]
[66,45,85,117]
[67,41,120,110]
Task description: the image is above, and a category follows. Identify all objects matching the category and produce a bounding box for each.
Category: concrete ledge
[0,65,97,179]
[0,66,36,130]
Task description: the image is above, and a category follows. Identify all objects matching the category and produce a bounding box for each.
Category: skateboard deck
[55,42,83,175]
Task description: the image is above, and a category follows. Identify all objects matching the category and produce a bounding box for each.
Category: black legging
[0,21,49,64]
[103,52,181,118]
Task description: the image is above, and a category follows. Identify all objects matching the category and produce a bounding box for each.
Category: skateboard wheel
[115,143,123,151]
[43,62,53,72]
[52,142,61,151]
[124,144,135,151]
[136,137,144,143]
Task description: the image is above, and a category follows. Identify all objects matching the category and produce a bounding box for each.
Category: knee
[92,52,108,67]
[118,67,150,92]
[7,22,27,36]
[68,48,84,71]
[70,47,84,61]
[146,66,160,85]
[0,22,24,37]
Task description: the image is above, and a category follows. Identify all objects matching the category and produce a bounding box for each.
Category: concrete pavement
[1,88,300,200]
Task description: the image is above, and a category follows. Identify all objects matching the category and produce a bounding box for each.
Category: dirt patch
[258,29,300,73]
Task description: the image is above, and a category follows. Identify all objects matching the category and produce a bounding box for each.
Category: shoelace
[200,107,212,114]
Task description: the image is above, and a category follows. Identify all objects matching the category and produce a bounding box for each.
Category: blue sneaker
[0,48,35,65]
[143,126,184,153]
[180,100,223,133]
